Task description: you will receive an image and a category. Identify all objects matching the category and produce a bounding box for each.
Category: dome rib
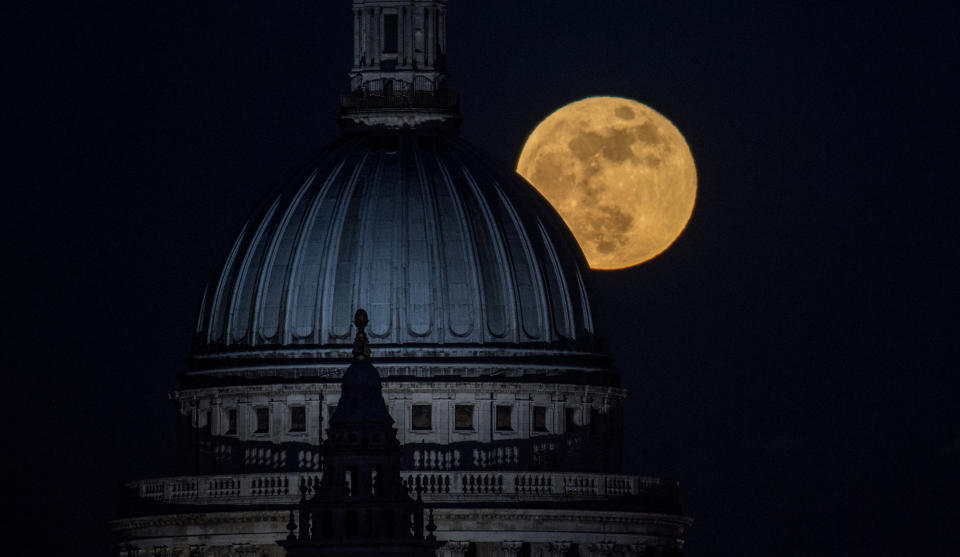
[207,220,249,344]
[452,160,515,341]
[254,168,319,342]
[328,152,376,341]
[360,151,401,340]
[491,179,550,342]
[283,158,347,344]
[575,267,595,336]
[429,152,481,342]
[228,197,282,344]
[536,217,575,340]
[315,151,368,344]
[402,143,436,340]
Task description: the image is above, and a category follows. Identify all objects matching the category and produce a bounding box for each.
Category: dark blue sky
[7,1,958,555]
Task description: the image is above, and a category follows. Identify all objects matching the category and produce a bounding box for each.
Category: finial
[286,509,298,541]
[353,309,370,360]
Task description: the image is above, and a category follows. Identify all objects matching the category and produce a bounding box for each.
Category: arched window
[345,467,356,497]
[383,13,398,54]
[371,465,382,496]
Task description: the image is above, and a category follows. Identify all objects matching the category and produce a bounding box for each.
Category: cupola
[339,0,459,133]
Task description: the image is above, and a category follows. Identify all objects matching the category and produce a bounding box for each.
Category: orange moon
[517,97,697,269]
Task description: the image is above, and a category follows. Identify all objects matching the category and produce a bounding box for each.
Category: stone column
[501,541,524,557]
[210,397,221,438]
[373,7,382,66]
[443,541,471,557]
[365,8,374,68]
[353,8,361,68]
[438,8,446,55]
[397,6,405,63]
[308,394,322,446]
[426,7,434,67]
[406,6,413,66]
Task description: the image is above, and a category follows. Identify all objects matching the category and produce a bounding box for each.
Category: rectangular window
[455,404,474,430]
[290,406,306,432]
[533,406,548,432]
[496,405,512,431]
[255,407,270,434]
[327,404,337,424]
[565,408,577,431]
[412,404,432,430]
[225,409,237,435]
[383,14,399,53]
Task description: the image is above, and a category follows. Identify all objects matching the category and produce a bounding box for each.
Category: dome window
[224,408,237,435]
[411,404,432,431]
[533,406,549,433]
[496,405,513,431]
[289,406,306,433]
[254,407,270,434]
[454,404,474,431]
[565,408,578,431]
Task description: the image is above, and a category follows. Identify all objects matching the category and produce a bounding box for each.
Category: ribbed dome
[193,134,603,370]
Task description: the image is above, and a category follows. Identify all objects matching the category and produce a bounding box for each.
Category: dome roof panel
[194,135,605,366]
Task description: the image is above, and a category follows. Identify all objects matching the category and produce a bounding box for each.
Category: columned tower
[351,0,447,81]
[340,0,458,132]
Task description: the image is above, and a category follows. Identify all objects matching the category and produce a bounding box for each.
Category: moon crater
[518,97,697,269]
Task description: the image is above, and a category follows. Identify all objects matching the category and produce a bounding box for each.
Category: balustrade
[412,448,460,470]
[249,475,289,497]
[170,479,198,499]
[194,434,615,474]
[127,471,664,506]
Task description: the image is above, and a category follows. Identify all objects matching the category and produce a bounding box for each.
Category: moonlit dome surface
[191,135,605,373]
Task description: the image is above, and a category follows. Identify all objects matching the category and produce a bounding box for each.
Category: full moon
[517,97,697,269]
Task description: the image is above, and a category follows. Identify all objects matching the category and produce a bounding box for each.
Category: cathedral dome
[191,134,607,375]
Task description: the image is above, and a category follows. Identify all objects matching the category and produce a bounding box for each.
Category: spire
[278,309,440,555]
[339,0,460,133]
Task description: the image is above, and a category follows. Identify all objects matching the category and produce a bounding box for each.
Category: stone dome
[191,134,608,377]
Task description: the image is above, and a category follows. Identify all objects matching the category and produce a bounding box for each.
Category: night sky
[7,1,958,555]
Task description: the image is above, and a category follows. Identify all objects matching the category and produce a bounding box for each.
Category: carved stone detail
[443,541,471,557]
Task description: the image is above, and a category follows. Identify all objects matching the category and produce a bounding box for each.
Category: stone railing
[130,471,675,506]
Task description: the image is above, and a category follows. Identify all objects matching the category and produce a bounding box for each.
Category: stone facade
[171,381,627,476]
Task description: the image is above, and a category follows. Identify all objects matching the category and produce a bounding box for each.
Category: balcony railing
[339,89,459,110]
[129,471,676,506]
